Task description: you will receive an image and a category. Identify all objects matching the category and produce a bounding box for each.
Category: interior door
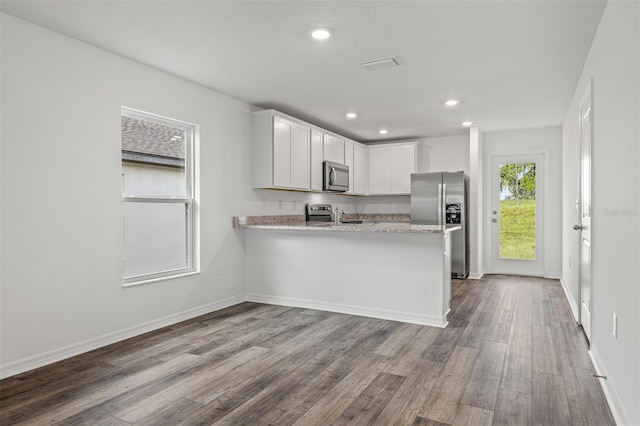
[489,153,545,276]
[577,82,592,341]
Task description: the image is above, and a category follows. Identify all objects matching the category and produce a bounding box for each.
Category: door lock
[573,224,584,230]
[492,218,498,223]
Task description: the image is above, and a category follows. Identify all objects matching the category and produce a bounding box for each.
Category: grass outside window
[499,199,536,259]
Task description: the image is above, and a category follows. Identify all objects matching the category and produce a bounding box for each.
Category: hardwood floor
[0,275,615,425]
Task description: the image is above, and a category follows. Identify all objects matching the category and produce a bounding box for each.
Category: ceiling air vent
[359,56,402,71]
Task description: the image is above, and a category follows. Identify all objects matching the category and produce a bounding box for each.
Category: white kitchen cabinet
[391,143,417,193]
[368,142,417,195]
[310,129,324,191]
[323,133,345,164]
[344,140,354,193]
[353,143,369,195]
[252,111,310,190]
[368,146,393,194]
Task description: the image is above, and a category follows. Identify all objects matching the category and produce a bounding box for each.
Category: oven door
[323,161,349,192]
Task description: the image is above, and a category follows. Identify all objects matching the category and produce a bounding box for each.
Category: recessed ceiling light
[462,121,473,127]
[311,29,331,40]
[378,129,389,134]
[445,99,459,106]
[346,112,357,119]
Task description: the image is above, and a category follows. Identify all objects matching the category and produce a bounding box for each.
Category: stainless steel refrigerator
[410,171,469,279]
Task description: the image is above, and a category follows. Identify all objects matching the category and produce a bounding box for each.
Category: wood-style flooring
[0,275,615,425]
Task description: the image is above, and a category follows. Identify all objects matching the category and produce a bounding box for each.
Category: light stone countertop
[232,215,460,234]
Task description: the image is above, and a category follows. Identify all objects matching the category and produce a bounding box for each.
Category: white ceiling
[1,0,607,143]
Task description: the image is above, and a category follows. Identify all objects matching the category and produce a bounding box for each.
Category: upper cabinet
[368,142,417,195]
[323,134,345,164]
[344,140,355,194]
[252,109,416,196]
[252,111,310,191]
[344,140,368,195]
[310,129,324,191]
[353,142,369,195]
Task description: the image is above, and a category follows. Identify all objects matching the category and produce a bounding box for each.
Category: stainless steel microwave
[323,161,349,192]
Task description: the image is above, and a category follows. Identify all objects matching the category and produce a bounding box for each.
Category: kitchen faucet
[334,204,345,225]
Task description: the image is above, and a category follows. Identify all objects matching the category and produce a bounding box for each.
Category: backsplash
[243,189,410,216]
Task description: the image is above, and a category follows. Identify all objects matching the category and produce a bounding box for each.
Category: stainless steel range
[305,204,333,222]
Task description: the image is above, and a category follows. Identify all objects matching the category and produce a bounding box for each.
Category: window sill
[123,270,200,288]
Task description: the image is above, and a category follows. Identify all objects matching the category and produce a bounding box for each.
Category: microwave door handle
[329,167,335,185]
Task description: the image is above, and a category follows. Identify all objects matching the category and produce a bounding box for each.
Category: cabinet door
[290,123,310,189]
[344,141,354,193]
[323,134,345,164]
[310,129,324,191]
[353,143,369,195]
[273,116,293,188]
[368,147,393,194]
[391,144,416,193]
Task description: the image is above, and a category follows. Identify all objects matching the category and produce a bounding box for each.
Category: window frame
[121,107,198,286]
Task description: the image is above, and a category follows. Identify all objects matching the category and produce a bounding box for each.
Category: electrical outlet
[612,313,617,338]
[217,265,223,276]
[261,200,266,210]
[569,256,572,267]
[278,200,283,210]
[292,200,297,210]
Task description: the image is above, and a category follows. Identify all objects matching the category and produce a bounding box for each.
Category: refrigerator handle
[438,184,444,225]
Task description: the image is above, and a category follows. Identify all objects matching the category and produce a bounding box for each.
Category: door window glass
[499,162,536,259]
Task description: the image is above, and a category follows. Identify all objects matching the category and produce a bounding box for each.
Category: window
[121,107,197,285]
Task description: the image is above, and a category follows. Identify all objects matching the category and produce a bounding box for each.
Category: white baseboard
[559,277,580,322]
[245,293,448,328]
[589,344,632,426]
[546,271,562,279]
[0,294,244,379]
[468,272,484,280]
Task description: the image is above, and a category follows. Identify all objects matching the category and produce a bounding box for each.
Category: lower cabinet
[368,142,417,195]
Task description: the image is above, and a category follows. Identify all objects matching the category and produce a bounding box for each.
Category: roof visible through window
[121,115,185,168]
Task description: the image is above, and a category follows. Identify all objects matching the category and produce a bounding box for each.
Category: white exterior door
[577,82,593,341]
[488,153,545,276]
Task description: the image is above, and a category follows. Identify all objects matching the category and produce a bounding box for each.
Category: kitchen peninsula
[234,215,460,327]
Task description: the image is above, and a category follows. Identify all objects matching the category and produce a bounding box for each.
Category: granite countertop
[232,214,461,234]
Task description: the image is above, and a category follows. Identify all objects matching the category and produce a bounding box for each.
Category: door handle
[492,218,497,223]
[437,184,443,225]
[573,224,584,230]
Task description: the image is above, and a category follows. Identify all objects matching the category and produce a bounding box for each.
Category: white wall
[561,2,639,424]
[0,14,369,376]
[0,14,255,376]
[419,134,471,175]
[483,127,563,278]
[468,128,484,278]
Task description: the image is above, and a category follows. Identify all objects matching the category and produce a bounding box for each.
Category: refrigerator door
[411,172,443,225]
[443,171,465,208]
[443,171,469,278]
